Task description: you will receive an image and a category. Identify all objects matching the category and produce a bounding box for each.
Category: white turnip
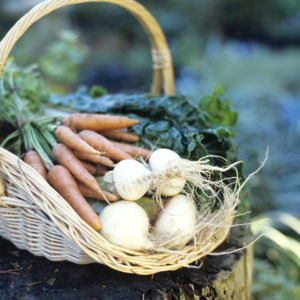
[99,201,153,250]
[152,194,197,249]
[149,148,186,196]
[113,159,152,201]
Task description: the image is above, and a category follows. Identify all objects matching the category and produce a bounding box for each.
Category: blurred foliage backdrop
[1,0,300,298]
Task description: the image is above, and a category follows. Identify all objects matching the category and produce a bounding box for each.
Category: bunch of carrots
[23,113,151,231]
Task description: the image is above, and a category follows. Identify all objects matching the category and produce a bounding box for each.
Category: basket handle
[0,0,175,95]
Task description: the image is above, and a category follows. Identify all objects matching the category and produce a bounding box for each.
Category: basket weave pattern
[0,0,233,275]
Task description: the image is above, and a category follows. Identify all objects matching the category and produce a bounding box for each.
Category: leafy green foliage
[39,30,88,87]
[48,86,238,162]
[0,59,61,168]
[251,212,300,298]
[0,58,46,152]
[252,259,300,300]
[197,86,238,130]
[0,58,46,122]
[252,213,300,283]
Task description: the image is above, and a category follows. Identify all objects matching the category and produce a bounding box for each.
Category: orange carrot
[112,141,151,160]
[99,129,139,142]
[81,162,109,176]
[95,165,109,176]
[77,182,119,202]
[81,161,97,175]
[47,165,101,230]
[24,150,47,180]
[55,125,100,155]
[64,113,140,131]
[79,130,132,161]
[73,150,114,167]
[52,144,107,201]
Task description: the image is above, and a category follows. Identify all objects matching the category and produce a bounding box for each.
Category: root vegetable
[79,130,132,161]
[99,201,153,250]
[24,150,47,180]
[94,165,109,176]
[64,113,140,131]
[52,143,107,201]
[73,150,114,167]
[55,125,100,155]
[77,181,119,202]
[47,165,101,231]
[81,161,108,177]
[100,129,139,142]
[81,161,97,175]
[112,141,151,160]
[113,159,152,201]
[152,194,197,249]
[149,148,186,196]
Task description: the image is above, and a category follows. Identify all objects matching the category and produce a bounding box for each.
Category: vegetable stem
[0,129,21,148]
[22,123,53,170]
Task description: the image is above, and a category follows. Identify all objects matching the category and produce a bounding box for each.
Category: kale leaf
[48,85,238,163]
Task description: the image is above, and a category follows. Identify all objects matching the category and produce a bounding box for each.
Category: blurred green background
[1,0,300,298]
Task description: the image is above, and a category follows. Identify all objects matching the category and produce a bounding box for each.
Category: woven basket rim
[0,147,235,274]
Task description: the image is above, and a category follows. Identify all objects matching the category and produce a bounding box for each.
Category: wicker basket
[0,0,234,275]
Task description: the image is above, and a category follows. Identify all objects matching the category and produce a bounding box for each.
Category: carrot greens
[0,60,63,169]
